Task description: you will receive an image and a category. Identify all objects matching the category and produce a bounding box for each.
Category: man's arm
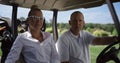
[92,36,120,45]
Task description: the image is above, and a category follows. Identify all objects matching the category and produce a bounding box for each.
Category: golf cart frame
[0,0,120,63]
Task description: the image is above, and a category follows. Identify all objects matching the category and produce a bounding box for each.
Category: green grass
[90,45,106,63]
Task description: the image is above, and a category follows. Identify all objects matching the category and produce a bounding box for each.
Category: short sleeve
[83,31,95,44]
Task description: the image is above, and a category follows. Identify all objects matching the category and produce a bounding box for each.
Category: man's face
[27,10,43,31]
[69,13,84,32]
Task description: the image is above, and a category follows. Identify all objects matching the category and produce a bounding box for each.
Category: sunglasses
[28,16,44,21]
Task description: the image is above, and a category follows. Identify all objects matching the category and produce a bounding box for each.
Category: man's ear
[83,21,85,27]
[69,20,71,25]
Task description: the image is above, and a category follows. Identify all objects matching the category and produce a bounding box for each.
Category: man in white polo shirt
[56,11,120,63]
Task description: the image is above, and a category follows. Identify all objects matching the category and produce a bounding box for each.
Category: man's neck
[70,29,80,36]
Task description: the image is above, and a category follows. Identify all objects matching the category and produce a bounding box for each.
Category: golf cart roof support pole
[11,4,18,40]
[106,0,120,35]
[52,9,58,42]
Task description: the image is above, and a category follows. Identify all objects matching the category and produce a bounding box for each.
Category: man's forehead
[29,10,43,16]
[72,13,83,16]
[71,13,83,19]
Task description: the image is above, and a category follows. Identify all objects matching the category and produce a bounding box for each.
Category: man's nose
[76,20,81,24]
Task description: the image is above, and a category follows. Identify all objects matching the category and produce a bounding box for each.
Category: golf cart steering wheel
[96,41,120,63]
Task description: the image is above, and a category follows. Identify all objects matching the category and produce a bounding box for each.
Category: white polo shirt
[56,30,95,63]
[5,31,60,63]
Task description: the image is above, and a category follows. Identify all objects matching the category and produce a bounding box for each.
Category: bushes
[46,27,113,37]
[46,27,53,33]
[112,28,118,36]
[93,29,110,37]
[46,27,67,36]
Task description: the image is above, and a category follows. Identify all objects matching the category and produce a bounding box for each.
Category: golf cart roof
[0,0,119,11]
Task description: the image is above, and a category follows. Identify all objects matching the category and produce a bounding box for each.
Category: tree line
[45,23,118,36]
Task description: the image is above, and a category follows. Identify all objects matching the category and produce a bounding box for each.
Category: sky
[0,2,120,24]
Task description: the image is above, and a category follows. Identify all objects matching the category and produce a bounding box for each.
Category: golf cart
[0,0,120,63]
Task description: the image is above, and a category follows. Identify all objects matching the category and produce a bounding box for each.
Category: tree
[112,28,118,36]
[86,27,92,33]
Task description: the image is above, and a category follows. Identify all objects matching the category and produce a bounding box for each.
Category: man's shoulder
[60,30,70,37]
[80,30,90,35]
